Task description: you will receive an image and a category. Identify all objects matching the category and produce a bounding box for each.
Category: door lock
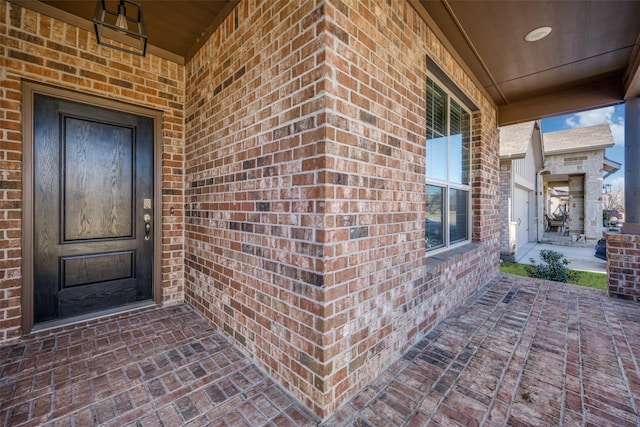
[144,214,151,240]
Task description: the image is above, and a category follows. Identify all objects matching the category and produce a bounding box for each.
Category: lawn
[500,261,607,290]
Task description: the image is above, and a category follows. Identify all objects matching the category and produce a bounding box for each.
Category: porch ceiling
[12,1,640,125]
[413,0,640,125]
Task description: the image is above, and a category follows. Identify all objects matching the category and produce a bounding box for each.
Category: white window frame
[425,74,472,253]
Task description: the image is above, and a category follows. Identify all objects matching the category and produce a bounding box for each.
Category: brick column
[499,161,515,261]
[621,97,640,234]
[606,233,640,301]
[607,97,640,301]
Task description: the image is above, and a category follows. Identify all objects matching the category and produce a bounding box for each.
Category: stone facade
[0,0,500,419]
[606,232,640,301]
[567,174,585,235]
[544,149,606,241]
[500,121,613,250]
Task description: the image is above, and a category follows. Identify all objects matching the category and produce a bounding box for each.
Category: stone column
[568,174,584,237]
[621,97,640,234]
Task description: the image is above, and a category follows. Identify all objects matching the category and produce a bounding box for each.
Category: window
[425,76,471,251]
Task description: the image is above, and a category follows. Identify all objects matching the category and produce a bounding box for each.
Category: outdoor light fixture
[93,0,147,56]
[524,26,552,42]
[115,1,128,31]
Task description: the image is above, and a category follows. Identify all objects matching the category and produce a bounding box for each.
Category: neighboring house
[499,121,544,261]
[541,125,620,242]
[1,0,640,421]
[500,122,619,261]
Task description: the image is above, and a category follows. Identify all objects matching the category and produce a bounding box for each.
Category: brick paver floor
[0,305,319,426]
[1,274,639,426]
[326,274,640,426]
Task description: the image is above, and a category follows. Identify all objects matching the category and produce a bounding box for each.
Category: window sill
[425,242,482,274]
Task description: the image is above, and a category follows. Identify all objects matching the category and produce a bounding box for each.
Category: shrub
[525,250,577,283]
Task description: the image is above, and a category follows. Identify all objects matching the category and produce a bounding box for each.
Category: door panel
[63,117,134,240]
[33,94,154,324]
[61,251,134,287]
[514,187,530,255]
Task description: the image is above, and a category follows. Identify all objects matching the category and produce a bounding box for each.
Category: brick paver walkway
[0,305,318,426]
[1,274,639,426]
[326,274,640,426]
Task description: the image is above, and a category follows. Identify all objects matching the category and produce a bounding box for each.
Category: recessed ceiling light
[525,26,552,42]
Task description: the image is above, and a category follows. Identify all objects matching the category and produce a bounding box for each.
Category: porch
[539,231,588,247]
[2,273,638,426]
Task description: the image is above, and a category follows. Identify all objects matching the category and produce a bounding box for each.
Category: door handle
[517,218,521,226]
[144,214,151,241]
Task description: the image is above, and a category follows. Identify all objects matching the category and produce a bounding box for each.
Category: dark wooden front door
[33,94,154,324]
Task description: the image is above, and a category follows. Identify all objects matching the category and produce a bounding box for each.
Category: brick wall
[0,0,185,344]
[500,161,515,260]
[606,232,640,301]
[1,0,501,418]
[184,0,499,418]
[183,0,329,414]
[320,0,500,415]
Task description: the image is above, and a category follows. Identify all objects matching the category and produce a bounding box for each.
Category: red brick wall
[1,0,501,418]
[183,0,329,414]
[184,0,499,418]
[0,0,185,343]
[606,232,640,301]
[319,0,500,415]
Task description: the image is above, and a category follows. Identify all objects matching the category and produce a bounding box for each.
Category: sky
[541,104,625,188]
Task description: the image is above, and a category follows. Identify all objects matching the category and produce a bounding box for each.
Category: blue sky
[541,104,625,188]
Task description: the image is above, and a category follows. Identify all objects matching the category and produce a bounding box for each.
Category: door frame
[21,81,163,334]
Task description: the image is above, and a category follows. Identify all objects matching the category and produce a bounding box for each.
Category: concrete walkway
[2,274,638,426]
[515,242,606,273]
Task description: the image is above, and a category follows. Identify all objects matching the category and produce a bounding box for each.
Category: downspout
[534,120,547,242]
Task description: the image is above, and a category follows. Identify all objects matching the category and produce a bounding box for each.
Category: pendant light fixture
[93,0,147,56]
[115,1,128,31]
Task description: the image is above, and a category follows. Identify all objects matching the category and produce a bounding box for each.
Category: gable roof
[499,121,537,159]
[604,157,622,178]
[543,124,614,155]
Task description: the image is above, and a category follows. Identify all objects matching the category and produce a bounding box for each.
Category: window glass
[449,100,470,185]
[425,76,471,252]
[426,136,448,181]
[426,80,448,181]
[425,185,444,249]
[426,79,447,138]
[449,188,469,243]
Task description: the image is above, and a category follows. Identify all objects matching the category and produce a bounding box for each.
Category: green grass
[500,261,607,290]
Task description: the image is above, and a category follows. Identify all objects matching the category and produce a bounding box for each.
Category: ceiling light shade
[93,0,147,56]
[115,2,128,31]
[525,26,552,42]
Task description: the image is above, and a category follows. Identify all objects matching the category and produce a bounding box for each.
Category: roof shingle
[499,121,536,159]
[543,123,614,154]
